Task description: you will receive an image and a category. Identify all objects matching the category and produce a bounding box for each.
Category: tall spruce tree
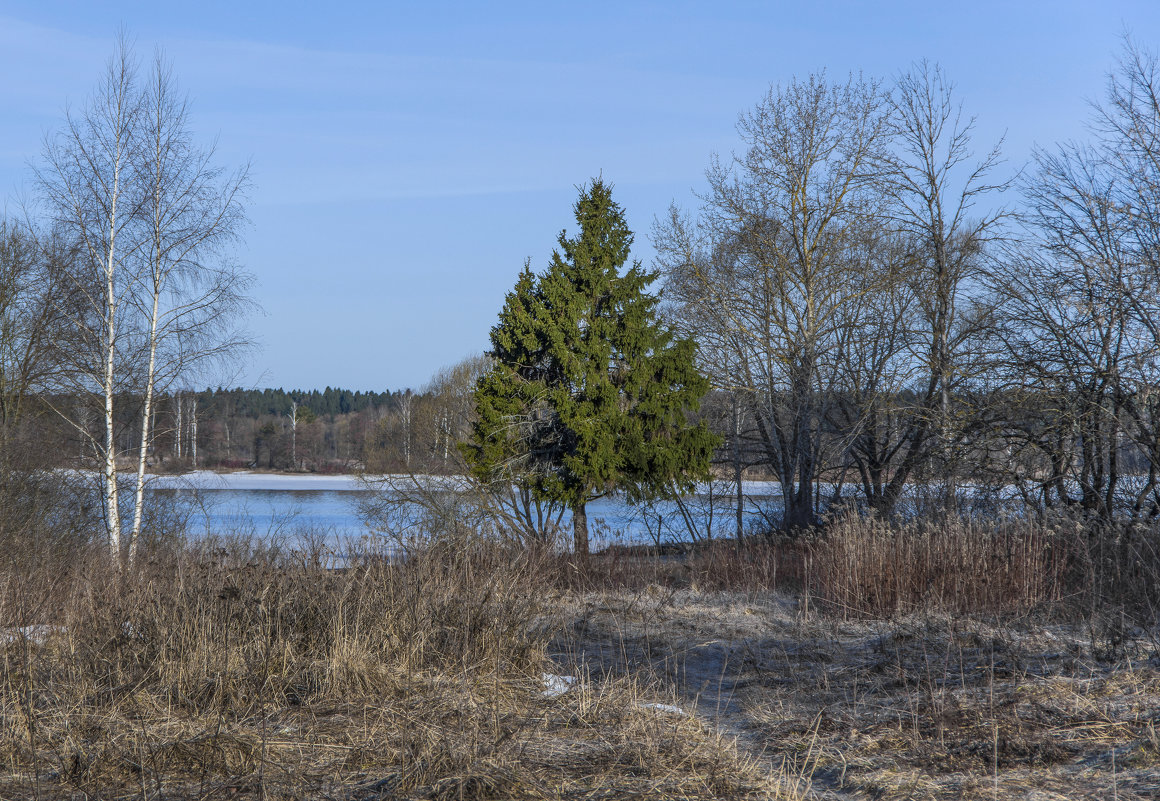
[465,179,718,555]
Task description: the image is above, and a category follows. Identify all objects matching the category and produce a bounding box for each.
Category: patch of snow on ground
[1,625,65,645]
[540,673,577,698]
[639,702,687,716]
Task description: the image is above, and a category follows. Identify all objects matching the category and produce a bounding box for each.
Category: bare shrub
[1067,519,1160,633]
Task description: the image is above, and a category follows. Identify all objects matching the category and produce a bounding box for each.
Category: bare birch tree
[36,39,250,562]
[126,51,249,561]
[36,38,142,557]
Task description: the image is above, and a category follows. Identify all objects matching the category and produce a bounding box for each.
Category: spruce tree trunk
[573,501,589,557]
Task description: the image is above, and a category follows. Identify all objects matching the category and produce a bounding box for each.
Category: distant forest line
[18,385,453,475]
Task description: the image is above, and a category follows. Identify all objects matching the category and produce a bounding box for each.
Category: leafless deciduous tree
[0,219,73,448]
[657,64,1012,527]
[36,38,251,561]
[657,73,892,529]
[125,51,250,561]
[361,354,568,548]
[989,38,1160,520]
[0,218,97,560]
[868,60,1009,513]
[37,38,143,556]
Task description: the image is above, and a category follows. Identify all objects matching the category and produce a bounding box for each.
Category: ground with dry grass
[1,517,1158,799]
[0,542,781,800]
[554,585,1160,799]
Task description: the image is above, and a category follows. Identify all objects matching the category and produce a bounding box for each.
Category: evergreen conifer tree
[465,179,718,555]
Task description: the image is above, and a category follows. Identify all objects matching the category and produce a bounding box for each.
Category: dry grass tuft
[4,512,1157,799]
[556,584,1160,800]
[804,515,1070,618]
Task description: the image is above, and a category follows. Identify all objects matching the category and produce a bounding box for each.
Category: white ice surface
[150,471,369,491]
[77,469,790,497]
[148,471,474,492]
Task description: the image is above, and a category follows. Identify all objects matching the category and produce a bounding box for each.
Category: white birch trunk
[442,412,450,464]
[128,287,161,564]
[733,392,744,548]
[102,153,123,560]
[289,400,297,470]
[401,391,412,469]
[191,398,197,467]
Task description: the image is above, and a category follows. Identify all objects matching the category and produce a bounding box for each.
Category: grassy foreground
[1,516,1158,799]
[0,539,777,800]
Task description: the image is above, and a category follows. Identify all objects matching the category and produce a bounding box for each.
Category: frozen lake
[147,471,783,551]
[135,470,1040,554]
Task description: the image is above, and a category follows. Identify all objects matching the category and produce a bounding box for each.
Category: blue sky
[2,1,1158,391]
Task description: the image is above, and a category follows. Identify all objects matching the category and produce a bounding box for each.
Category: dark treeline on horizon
[16,385,442,474]
[203,386,398,420]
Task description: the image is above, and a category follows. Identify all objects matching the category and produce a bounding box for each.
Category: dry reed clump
[562,514,1070,619]
[802,515,1072,619]
[1067,519,1160,627]
[569,513,1159,629]
[0,536,777,800]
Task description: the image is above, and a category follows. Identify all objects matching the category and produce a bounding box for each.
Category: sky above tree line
[1,1,1158,392]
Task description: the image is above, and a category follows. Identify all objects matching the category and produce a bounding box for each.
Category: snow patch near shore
[1,625,65,645]
[540,673,577,698]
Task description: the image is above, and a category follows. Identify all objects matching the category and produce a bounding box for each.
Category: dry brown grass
[802,515,1071,618]
[579,513,1160,624]
[540,513,1160,799]
[3,512,1157,800]
[0,537,779,800]
[556,585,1160,800]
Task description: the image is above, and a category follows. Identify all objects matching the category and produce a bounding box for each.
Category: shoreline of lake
[144,470,785,496]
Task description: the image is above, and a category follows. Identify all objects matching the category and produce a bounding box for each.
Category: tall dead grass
[800,513,1160,622]
[804,514,1070,618]
[574,513,1159,626]
[0,534,777,800]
